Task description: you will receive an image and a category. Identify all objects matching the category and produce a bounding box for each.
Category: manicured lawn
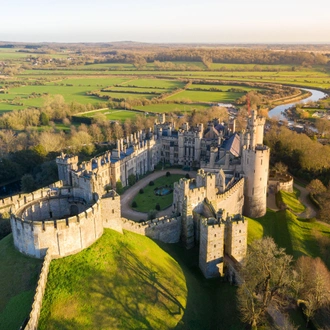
[132,174,185,212]
[0,234,42,330]
[39,229,187,330]
[79,108,139,120]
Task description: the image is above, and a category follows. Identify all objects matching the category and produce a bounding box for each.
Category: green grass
[101,91,157,100]
[248,209,330,267]
[79,108,139,121]
[278,189,305,214]
[39,229,187,330]
[134,103,210,113]
[166,90,243,103]
[189,83,262,92]
[0,234,42,330]
[121,78,186,89]
[132,174,185,212]
[156,242,245,330]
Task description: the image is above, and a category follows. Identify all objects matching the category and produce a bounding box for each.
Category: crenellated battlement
[121,216,181,243]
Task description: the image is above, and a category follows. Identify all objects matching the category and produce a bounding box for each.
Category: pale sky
[1,0,329,43]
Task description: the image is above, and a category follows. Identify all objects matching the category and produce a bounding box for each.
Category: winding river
[268,88,328,120]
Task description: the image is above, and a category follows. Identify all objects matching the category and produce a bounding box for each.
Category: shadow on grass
[155,241,245,330]
[88,242,186,330]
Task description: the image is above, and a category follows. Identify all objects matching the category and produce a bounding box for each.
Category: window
[239,240,241,243]
[112,209,114,214]
[239,230,241,233]
[214,234,217,237]
[214,244,216,248]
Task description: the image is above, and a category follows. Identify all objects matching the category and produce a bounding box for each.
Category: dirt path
[267,186,279,211]
[120,169,196,221]
[294,183,317,218]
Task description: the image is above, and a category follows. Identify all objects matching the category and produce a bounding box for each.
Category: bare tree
[237,237,293,328]
[294,256,330,325]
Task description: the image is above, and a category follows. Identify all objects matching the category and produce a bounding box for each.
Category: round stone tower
[242,145,270,218]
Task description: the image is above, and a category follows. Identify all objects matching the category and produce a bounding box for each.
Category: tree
[306,179,326,196]
[273,162,288,176]
[294,256,330,325]
[21,174,36,193]
[116,180,123,194]
[128,174,136,186]
[315,118,330,137]
[237,237,293,328]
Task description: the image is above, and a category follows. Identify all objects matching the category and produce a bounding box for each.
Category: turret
[56,152,78,186]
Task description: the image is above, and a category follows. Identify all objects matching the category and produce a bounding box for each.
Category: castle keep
[9,110,269,279]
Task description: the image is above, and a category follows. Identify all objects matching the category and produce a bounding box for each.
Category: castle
[8,110,269,279]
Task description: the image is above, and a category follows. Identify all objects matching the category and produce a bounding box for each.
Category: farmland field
[134,103,210,113]
[80,108,139,120]
[166,90,243,103]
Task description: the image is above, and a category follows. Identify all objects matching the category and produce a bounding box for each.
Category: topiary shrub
[139,188,144,194]
[155,203,161,211]
[149,180,154,186]
[132,201,137,208]
[148,209,157,220]
[166,171,171,177]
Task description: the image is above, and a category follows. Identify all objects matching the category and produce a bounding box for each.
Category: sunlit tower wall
[242,111,269,218]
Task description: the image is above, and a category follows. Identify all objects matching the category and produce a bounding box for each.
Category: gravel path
[294,183,317,218]
[120,169,196,221]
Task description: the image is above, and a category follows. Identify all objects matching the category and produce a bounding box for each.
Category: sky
[1,0,330,43]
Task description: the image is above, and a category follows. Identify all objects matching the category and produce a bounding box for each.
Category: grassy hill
[39,229,187,330]
[0,234,42,330]
[248,209,330,268]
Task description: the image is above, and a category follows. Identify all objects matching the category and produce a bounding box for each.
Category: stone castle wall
[199,219,225,278]
[101,192,122,233]
[121,216,181,243]
[0,181,63,218]
[214,178,245,216]
[24,249,52,330]
[11,198,103,259]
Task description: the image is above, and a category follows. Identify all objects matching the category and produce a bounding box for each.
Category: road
[120,169,196,221]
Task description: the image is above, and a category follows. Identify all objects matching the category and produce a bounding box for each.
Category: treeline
[0,106,229,190]
[94,48,329,67]
[265,124,330,183]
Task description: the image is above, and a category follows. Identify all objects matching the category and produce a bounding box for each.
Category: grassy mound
[277,189,305,214]
[39,229,187,330]
[248,209,330,267]
[0,234,42,330]
[132,174,185,212]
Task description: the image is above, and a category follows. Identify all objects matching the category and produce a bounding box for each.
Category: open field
[80,108,139,121]
[166,90,243,103]
[134,103,210,113]
[39,229,187,330]
[0,234,42,330]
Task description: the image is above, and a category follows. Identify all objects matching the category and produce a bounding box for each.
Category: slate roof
[221,133,240,157]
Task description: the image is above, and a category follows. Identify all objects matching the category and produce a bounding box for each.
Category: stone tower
[242,111,270,218]
[56,153,78,186]
[199,218,225,278]
[225,214,248,262]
